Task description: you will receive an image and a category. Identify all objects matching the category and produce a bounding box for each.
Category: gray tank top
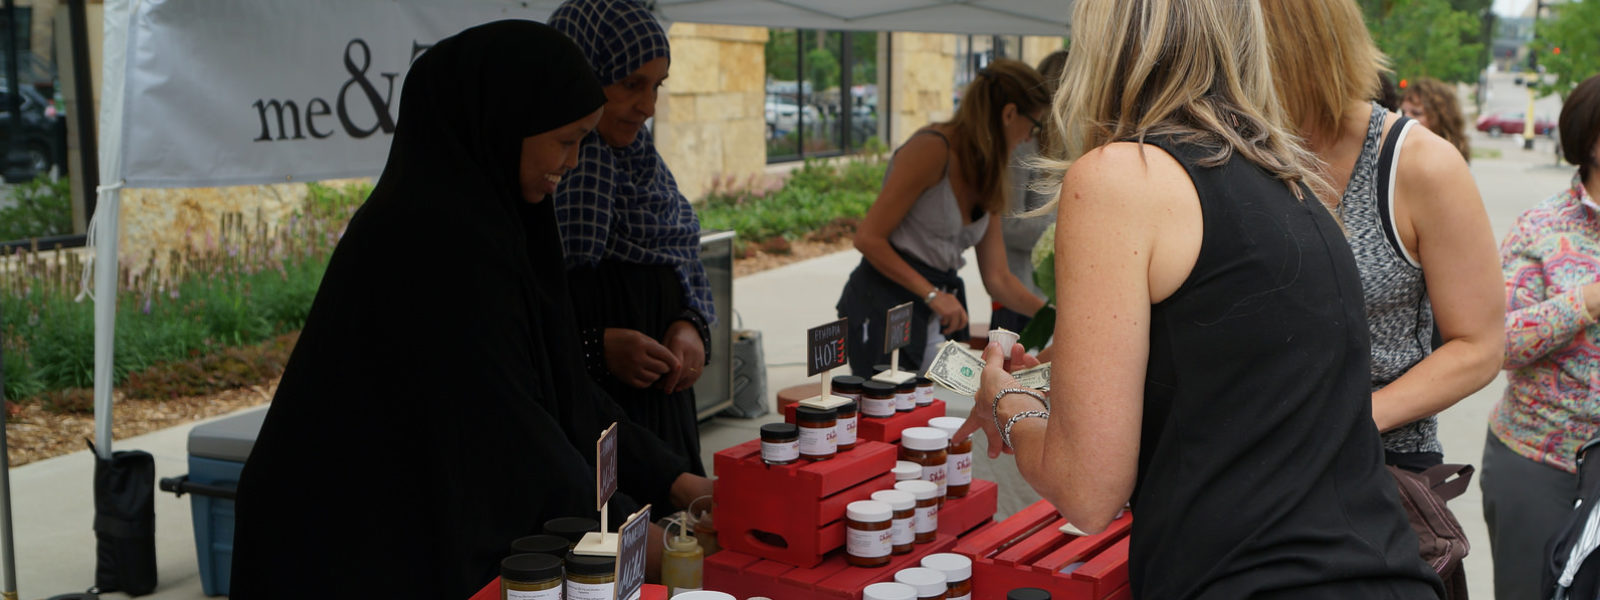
[887,131,991,272]
[1339,103,1437,455]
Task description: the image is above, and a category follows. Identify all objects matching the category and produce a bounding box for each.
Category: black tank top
[1132,137,1443,599]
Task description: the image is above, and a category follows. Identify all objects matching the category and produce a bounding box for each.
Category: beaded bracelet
[1002,410,1051,450]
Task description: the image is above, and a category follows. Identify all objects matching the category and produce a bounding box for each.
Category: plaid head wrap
[549,0,714,323]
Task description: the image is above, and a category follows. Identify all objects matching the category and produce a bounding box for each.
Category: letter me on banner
[116,0,572,188]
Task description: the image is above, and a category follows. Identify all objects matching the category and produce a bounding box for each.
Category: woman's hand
[929,291,969,336]
[604,328,680,389]
[669,473,715,510]
[957,341,1042,459]
[658,320,707,393]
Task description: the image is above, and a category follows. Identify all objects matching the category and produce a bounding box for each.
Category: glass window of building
[765,29,879,163]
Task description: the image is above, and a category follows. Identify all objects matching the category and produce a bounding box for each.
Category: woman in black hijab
[230,21,702,598]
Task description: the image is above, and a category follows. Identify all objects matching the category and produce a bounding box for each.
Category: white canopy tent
[87,0,1073,456]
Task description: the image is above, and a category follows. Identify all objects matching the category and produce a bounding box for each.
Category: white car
[765,97,821,138]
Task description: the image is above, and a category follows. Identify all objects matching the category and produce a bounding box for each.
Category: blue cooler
[160,407,267,596]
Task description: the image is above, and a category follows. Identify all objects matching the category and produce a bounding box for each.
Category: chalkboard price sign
[807,318,849,376]
[614,505,651,600]
[884,301,915,354]
[596,423,618,511]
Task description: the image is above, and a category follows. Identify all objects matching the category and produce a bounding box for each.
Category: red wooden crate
[953,500,1132,600]
[939,478,999,537]
[714,439,898,568]
[469,580,667,600]
[783,400,946,444]
[705,533,958,600]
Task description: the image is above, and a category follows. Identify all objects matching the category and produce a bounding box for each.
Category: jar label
[948,593,972,600]
[917,386,934,405]
[567,580,614,600]
[847,525,893,559]
[506,586,562,600]
[799,425,836,455]
[914,504,939,534]
[948,451,973,486]
[862,397,896,417]
[891,516,914,545]
[762,440,799,463]
[895,391,916,411]
[838,415,858,446]
[923,463,948,497]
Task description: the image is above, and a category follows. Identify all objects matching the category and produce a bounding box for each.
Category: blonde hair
[1034,49,1071,158]
[1259,0,1388,138]
[1405,78,1472,161]
[1039,0,1326,205]
[944,58,1049,214]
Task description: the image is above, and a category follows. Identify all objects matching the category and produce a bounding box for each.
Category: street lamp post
[1524,0,1544,150]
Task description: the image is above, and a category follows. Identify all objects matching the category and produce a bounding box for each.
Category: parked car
[0,84,66,177]
[765,96,820,139]
[1477,112,1556,137]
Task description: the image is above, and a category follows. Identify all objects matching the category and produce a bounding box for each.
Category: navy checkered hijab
[548,0,715,323]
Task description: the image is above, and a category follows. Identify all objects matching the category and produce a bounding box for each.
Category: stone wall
[653,23,767,202]
[116,184,311,272]
[887,32,957,149]
[1021,36,1067,70]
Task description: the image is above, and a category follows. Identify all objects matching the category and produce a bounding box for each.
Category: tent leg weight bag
[87,442,157,596]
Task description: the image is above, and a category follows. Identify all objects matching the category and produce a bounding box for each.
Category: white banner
[117,0,568,188]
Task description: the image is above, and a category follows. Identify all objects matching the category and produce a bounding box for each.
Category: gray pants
[1481,430,1578,600]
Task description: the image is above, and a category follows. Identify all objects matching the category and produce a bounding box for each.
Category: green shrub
[698,151,887,243]
[0,177,73,241]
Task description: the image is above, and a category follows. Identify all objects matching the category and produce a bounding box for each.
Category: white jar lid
[871,489,916,511]
[863,582,918,600]
[893,460,922,480]
[895,479,939,500]
[847,500,893,523]
[921,552,973,581]
[894,567,948,595]
[669,592,735,600]
[901,427,949,451]
[927,417,967,438]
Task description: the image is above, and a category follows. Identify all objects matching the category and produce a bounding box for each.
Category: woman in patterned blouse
[1483,73,1600,598]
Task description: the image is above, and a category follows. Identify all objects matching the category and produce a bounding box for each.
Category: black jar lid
[916,376,933,386]
[896,379,918,392]
[761,422,799,441]
[831,375,865,392]
[796,405,837,423]
[502,553,563,582]
[510,534,570,559]
[542,516,599,543]
[565,552,617,577]
[1007,588,1052,600]
[873,363,892,373]
[835,400,858,415]
[862,380,897,396]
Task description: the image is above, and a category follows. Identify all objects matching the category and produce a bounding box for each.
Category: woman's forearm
[1371,334,1503,432]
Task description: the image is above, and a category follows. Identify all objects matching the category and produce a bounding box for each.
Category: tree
[765,29,799,82]
[1534,0,1600,98]
[1367,0,1487,84]
[806,46,840,92]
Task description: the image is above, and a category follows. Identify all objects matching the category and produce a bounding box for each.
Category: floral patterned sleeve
[1503,215,1596,369]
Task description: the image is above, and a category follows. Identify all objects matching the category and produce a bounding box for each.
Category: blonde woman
[1402,77,1473,162]
[959,0,1443,597]
[836,59,1048,375]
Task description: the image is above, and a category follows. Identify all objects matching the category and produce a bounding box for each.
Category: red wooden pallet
[939,478,999,537]
[953,500,1132,600]
[782,400,946,444]
[705,533,958,600]
[713,439,898,568]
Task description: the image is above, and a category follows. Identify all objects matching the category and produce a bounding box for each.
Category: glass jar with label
[893,460,922,482]
[796,406,838,461]
[920,553,973,600]
[871,489,916,555]
[563,553,616,600]
[760,423,800,465]
[915,377,936,406]
[900,427,949,499]
[894,567,948,600]
[927,417,972,498]
[845,500,894,567]
[832,375,865,403]
[501,553,563,600]
[836,401,859,452]
[542,516,599,550]
[894,380,918,412]
[861,381,898,418]
[864,582,919,600]
[895,480,940,543]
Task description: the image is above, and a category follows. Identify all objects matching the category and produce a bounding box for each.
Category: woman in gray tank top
[835,59,1050,375]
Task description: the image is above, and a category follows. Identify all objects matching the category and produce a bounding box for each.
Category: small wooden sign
[614,505,652,600]
[596,423,618,511]
[807,318,849,377]
[884,301,915,354]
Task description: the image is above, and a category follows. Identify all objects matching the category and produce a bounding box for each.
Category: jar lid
[873,363,893,374]
[831,375,865,392]
[894,567,948,595]
[892,461,922,480]
[670,592,736,600]
[863,582,918,600]
[846,500,893,522]
[863,380,897,395]
[920,553,973,581]
[901,427,950,451]
[1007,588,1053,600]
[542,516,599,543]
[916,376,933,386]
[927,417,967,438]
[795,405,837,423]
[509,534,570,558]
[895,479,939,500]
[895,379,918,392]
[836,400,858,414]
[760,422,798,441]
[871,489,916,511]
[564,552,616,576]
[501,552,563,582]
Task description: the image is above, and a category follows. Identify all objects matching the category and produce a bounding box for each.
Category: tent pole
[91,189,119,459]
[0,307,18,600]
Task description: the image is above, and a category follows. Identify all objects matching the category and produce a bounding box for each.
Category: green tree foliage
[1368,0,1486,83]
[1534,0,1600,98]
[806,47,841,92]
[766,29,799,82]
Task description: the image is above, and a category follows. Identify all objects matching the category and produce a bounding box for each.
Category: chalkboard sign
[614,505,651,600]
[884,301,915,354]
[807,318,849,376]
[596,423,618,510]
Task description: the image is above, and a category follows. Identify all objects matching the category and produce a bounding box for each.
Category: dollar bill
[1011,362,1051,391]
[923,341,986,397]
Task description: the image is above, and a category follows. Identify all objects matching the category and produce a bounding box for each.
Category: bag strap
[1419,463,1475,502]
